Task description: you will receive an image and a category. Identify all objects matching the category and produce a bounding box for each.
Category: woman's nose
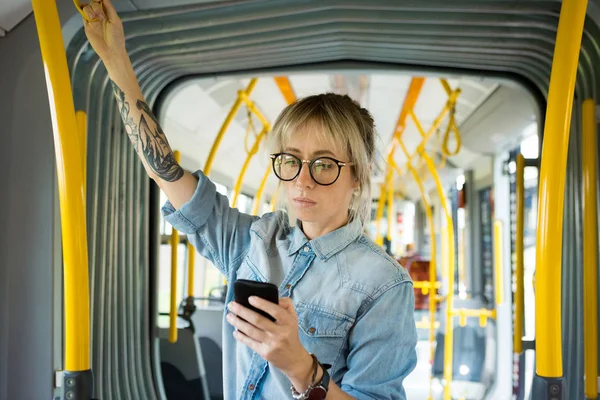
[295,162,314,188]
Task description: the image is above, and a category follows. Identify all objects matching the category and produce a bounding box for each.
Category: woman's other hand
[226,297,315,385]
[82,0,126,64]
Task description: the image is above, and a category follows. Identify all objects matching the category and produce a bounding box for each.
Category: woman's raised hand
[81,0,126,64]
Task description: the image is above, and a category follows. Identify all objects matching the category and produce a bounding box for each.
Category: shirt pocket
[296,303,354,369]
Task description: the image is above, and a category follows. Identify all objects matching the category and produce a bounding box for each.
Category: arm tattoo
[110,80,184,182]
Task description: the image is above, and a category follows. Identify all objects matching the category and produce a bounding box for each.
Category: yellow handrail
[386,173,394,242]
[32,0,90,372]
[535,0,587,378]
[582,98,598,399]
[493,221,504,307]
[514,155,525,354]
[441,226,448,281]
[274,76,296,105]
[232,127,269,207]
[374,171,390,246]
[187,241,195,299]
[439,79,462,157]
[420,151,455,400]
[169,151,181,343]
[453,308,496,328]
[204,79,258,175]
[251,77,297,214]
[393,157,438,367]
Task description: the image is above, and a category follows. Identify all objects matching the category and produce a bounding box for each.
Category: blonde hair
[266,93,376,227]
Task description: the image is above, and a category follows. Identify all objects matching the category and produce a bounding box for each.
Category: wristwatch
[291,354,331,400]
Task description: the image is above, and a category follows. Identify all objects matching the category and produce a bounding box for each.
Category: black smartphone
[233,279,279,322]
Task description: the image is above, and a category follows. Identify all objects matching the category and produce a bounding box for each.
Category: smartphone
[233,279,279,322]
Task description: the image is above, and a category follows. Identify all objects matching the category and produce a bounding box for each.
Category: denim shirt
[162,171,417,400]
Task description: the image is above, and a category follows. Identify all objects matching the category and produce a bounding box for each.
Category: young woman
[83,1,417,398]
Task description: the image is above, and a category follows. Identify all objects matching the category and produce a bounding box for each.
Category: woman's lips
[293,197,317,208]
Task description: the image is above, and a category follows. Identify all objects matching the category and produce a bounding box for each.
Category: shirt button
[285,283,292,289]
[309,327,316,334]
[303,246,310,252]
[248,384,255,391]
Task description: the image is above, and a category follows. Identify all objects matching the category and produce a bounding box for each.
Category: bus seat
[159,327,211,400]
[191,306,224,349]
[192,307,225,400]
[199,337,223,400]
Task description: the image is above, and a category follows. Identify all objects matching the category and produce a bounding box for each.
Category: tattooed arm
[82,0,196,209]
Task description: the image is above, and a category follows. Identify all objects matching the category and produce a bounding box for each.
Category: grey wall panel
[561,99,585,400]
[0,1,77,399]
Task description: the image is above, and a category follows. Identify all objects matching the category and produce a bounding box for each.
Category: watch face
[307,386,327,400]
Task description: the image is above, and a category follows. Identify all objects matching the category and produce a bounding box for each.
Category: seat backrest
[191,306,224,349]
[159,327,205,381]
[199,337,223,399]
[158,327,211,400]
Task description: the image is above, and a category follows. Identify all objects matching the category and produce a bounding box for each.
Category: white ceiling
[0,0,31,36]
[159,72,531,202]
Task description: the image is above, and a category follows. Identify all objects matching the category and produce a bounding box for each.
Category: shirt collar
[288,218,363,261]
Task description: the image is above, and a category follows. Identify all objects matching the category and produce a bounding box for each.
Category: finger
[233,330,261,352]
[102,0,119,21]
[226,313,267,343]
[248,296,287,321]
[82,4,98,21]
[228,301,276,330]
[90,2,105,21]
[278,297,296,314]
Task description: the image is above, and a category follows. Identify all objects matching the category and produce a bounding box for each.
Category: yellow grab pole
[32,0,90,374]
[169,151,181,343]
[252,166,272,215]
[274,76,297,105]
[204,79,258,175]
[441,226,448,281]
[249,76,296,215]
[232,127,269,207]
[582,98,598,399]
[420,151,455,400]
[76,111,87,196]
[386,173,394,242]
[535,0,587,380]
[374,174,390,246]
[187,241,195,299]
[494,221,504,307]
[394,156,438,367]
[514,155,525,354]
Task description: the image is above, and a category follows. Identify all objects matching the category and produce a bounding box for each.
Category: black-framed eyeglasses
[270,153,353,186]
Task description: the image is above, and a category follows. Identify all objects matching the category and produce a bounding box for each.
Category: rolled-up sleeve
[161,170,259,277]
[340,281,417,400]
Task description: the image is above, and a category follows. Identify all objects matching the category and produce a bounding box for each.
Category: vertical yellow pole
[169,151,181,343]
[441,225,448,281]
[232,128,268,208]
[375,173,390,246]
[396,158,438,368]
[421,152,455,400]
[494,221,504,307]
[534,0,587,380]
[31,0,90,372]
[187,242,195,299]
[204,79,258,175]
[582,98,598,399]
[514,155,525,354]
[386,174,394,242]
[250,76,296,215]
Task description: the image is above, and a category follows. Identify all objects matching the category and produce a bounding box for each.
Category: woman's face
[280,126,358,237]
